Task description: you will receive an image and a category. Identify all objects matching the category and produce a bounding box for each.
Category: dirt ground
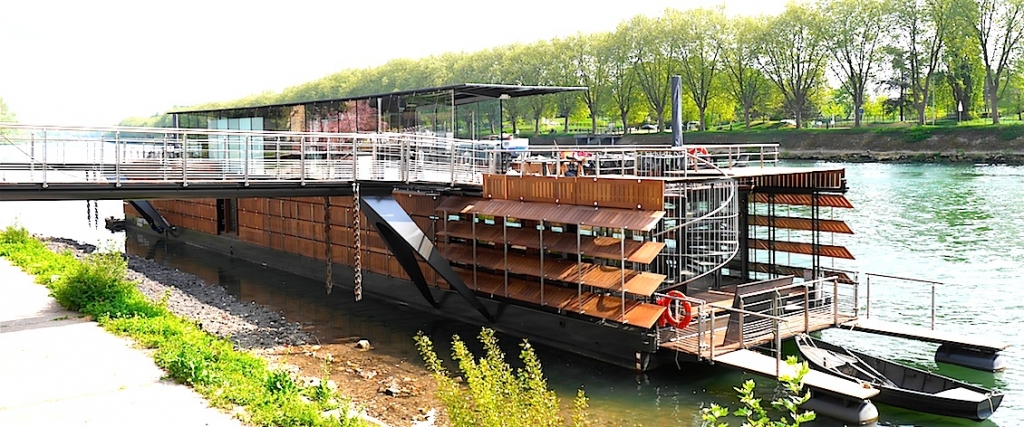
[260,341,449,427]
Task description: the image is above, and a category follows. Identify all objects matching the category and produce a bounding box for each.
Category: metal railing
[863,272,944,330]
[654,276,857,373]
[1,124,781,192]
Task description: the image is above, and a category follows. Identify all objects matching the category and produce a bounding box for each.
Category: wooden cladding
[483,174,664,210]
[437,222,665,264]
[138,199,218,235]
[749,215,854,234]
[751,169,846,190]
[753,193,854,209]
[749,239,855,260]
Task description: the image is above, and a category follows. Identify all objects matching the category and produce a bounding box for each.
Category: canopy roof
[172,83,587,115]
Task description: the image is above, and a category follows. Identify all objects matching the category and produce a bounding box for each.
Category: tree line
[130,0,1024,133]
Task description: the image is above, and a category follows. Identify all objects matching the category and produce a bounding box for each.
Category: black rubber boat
[795,335,1002,421]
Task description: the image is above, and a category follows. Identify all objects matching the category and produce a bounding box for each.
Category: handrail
[863,272,945,330]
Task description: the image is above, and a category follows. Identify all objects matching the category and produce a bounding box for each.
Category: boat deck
[714,349,879,401]
[841,318,1009,352]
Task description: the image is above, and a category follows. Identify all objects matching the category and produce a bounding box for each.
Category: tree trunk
[534,116,541,135]
[989,82,1001,124]
[563,116,569,133]
[917,104,927,125]
[590,112,597,135]
[698,108,707,131]
[795,111,803,129]
[655,109,665,132]
[853,93,863,128]
[743,105,752,129]
[620,112,629,134]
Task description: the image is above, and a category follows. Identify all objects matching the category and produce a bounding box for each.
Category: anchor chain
[352,182,362,301]
[324,196,333,295]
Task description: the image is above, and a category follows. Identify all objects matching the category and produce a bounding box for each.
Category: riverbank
[0,257,244,427]
[531,125,1024,164]
[2,233,446,427]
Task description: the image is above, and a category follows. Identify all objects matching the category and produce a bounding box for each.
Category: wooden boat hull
[795,335,1002,421]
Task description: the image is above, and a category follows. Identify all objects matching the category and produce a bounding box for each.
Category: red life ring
[657,290,693,329]
[687,146,708,156]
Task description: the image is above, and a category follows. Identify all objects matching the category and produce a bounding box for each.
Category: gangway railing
[862,272,945,330]
[1,124,782,190]
[655,276,857,373]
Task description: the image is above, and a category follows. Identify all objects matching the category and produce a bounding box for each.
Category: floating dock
[841,318,1008,352]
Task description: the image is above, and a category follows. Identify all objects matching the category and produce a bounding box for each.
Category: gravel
[43,237,312,350]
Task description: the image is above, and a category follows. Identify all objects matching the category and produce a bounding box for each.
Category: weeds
[701,356,815,427]
[0,225,365,427]
[416,327,589,427]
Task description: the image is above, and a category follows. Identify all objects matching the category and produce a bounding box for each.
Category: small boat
[795,335,1003,421]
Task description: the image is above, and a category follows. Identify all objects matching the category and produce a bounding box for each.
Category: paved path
[0,258,244,427]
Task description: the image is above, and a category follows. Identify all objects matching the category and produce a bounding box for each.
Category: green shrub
[416,327,588,427]
[0,225,366,427]
[701,356,815,427]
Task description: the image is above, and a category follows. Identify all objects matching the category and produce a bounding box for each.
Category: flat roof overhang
[171,83,587,115]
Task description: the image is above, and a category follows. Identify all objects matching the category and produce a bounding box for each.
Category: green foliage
[902,126,933,143]
[0,226,365,427]
[701,357,816,427]
[415,328,588,427]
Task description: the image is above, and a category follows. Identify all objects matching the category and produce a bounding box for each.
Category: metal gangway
[0,123,780,200]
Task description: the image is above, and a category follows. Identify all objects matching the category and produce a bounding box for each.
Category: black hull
[125,222,667,371]
[874,384,1002,421]
[796,336,1002,421]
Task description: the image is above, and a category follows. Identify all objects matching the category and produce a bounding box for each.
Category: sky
[0,0,787,126]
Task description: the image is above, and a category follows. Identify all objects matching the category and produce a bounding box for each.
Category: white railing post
[709,309,716,362]
[244,135,250,185]
[300,136,306,185]
[931,284,936,330]
[182,132,188,187]
[114,130,120,187]
[833,278,839,325]
[865,275,871,319]
[40,129,49,187]
[162,134,168,181]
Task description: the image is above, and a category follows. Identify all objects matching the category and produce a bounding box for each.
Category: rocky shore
[45,237,312,350]
[42,237,443,427]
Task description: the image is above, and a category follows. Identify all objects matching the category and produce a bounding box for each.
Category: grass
[0,225,366,427]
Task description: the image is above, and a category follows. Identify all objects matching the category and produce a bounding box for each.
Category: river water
[1,161,1020,426]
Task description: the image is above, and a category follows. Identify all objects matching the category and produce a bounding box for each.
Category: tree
[723,16,772,128]
[667,7,727,131]
[621,14,674,131]
[892,0,956,125]
[607,29,641,133]
[0,97,15,123]
[566,32,613,134]
[823,0,892,127]
[940,3,985,122]
[964,0,1024,123]
[758,2,830,128]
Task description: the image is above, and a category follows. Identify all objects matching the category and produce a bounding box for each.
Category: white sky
[0,0,787,126]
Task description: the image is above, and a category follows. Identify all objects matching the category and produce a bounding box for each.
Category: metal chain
[352,182,363,301]
[324,196,333,295]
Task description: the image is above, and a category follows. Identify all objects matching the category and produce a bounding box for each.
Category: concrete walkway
[0,258,244,427]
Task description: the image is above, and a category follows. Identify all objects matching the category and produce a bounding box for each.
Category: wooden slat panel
[466,199,664,232]
[576,177,664,210]
[750,215,854,234]
[753,193,854,209]
[392,190,441,216]
[437,222,665,264]
[749,239,855,260]
[507,175,558,203]
[439,243,664,296]
[482,174,507,199]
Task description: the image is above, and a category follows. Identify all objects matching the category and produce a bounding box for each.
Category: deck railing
[863,272,944,330]
[655,276,857,373]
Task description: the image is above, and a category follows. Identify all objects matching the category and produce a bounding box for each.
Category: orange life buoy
[657,290,693,329]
